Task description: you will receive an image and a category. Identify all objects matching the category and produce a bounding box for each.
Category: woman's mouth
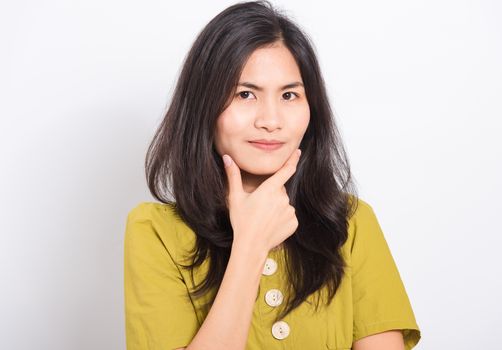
[248,141,285,151]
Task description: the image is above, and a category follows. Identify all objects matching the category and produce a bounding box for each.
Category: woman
[124,1,421,349]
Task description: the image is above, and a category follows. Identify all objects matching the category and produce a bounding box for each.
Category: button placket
[262,257,282,309]
[261,252,291,341]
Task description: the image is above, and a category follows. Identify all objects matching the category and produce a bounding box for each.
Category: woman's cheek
[292,103,310,133]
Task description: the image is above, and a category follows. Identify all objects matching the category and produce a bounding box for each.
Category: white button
[265,289,284,307]
[262,258,278,275]
[271,320,290,340]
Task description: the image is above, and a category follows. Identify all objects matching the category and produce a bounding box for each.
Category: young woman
[124,1,421,349]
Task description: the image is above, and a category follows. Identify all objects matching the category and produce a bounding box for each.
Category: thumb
[222,154,243,199]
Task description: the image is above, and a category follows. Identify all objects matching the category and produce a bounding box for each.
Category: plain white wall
[1,0,500,349]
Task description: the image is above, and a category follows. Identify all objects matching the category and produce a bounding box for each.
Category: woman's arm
[184,241,268,350]
[352,330,405,350]
[181,151,300,349]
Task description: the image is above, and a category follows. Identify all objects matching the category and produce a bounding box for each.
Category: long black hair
[145,0,359,322]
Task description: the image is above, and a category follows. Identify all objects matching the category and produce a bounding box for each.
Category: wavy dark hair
[145,0,359,322]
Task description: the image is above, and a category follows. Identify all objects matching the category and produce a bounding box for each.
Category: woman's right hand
[222,148,301,253]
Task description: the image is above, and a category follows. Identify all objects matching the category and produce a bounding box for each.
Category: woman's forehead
[238,46,303,87]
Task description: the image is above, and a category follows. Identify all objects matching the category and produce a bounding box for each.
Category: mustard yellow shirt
[124,198,421,349]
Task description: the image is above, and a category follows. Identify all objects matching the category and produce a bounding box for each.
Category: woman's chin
[240,165,281,177]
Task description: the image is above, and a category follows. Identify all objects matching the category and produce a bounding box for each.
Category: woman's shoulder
[126,201,192,229]
[126,201,176,220]
[344,195,384,253]
[125,201,196,260]
[347,194,376,224]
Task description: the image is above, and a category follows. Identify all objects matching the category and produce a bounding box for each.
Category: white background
[1,0,501,349]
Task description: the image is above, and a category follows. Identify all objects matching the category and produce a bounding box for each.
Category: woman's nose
[254,99,282,130]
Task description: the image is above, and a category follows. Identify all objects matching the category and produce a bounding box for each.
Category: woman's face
[214,42,310,188]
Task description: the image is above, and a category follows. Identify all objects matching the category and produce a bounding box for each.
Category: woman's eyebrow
[237,81,304,91]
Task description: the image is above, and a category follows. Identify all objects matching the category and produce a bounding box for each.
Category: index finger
[261,149,301,190]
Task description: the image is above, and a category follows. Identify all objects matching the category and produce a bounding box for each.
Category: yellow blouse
[124,198,421,349]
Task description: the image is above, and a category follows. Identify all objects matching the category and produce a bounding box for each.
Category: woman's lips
[248,141,285,151]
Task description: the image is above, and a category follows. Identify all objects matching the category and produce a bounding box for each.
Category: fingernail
[297,149,302,157]
[223,154,232,167]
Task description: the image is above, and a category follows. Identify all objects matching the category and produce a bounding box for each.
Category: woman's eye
[237,91,255,99]
[283,92,299,101]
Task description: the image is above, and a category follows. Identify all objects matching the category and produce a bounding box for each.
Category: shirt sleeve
[350,200,421,349]
[124,203,200,350]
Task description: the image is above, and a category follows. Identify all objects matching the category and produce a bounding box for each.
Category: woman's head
[214,41,310,191]
[147,0,343,204]
[146,0,358,321]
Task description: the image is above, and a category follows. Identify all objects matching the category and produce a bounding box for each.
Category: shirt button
[271,320,290,340]
[262,258,278,275]
[265,289,284,307]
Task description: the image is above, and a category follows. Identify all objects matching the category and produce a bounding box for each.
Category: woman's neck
[241,170,272,193]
